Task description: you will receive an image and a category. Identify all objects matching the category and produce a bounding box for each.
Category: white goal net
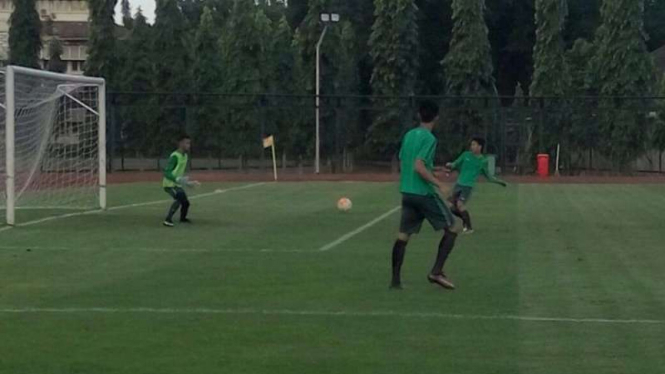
[0,66,106,226]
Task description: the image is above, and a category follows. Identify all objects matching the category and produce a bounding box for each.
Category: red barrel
[537,154,549,177]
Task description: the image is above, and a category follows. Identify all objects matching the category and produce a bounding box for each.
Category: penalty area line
[0,307,663,325]
[318,205,401,252]
[0,182,266,233]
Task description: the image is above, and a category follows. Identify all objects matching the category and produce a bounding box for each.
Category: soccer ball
[337,197,352,212]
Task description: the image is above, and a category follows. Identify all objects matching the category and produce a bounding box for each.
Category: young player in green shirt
[445,137,507,234]
[162,134,200,227]
[391,101,462,290]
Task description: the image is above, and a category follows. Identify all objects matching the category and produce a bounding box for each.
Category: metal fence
[107,93,665,174]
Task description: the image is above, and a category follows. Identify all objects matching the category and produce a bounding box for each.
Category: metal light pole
[315,12,340,174]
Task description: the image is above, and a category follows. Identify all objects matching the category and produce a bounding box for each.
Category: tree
[8,0,42,68]
[590,0,657,169]
[86,0,118,86]
[567,38,598,171]
[191,6,224,159]
[220,0,274,165]
[368,0,419,157]
[530,0,571,160]
[46,38,67,73]
[122,0,133,29]
[443,0,497,158]
[652,74,665,172]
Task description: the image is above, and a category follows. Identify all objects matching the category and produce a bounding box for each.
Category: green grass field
[1,181,665,374]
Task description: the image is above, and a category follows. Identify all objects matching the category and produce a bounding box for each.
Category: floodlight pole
[315,25,329,175]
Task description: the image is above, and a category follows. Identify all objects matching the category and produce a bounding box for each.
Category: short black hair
[178,134,191,142]
[419,100,439,123]
[471,137,486,150]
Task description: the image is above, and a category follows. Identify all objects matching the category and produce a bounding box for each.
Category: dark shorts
[400,193,456,235]
[164,187,189,203]
[450,184,473,205]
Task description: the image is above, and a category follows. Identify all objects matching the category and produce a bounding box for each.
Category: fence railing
[106,93,665,174]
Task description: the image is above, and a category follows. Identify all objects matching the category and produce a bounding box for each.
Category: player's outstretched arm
[448,152,466,171]
[481,163,507,187]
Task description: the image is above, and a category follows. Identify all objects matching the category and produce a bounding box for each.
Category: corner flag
[263,135,277,181]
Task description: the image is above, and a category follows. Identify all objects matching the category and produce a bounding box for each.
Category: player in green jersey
[391,101,462,290]
[445,137,507,234]
[162,134,200,227]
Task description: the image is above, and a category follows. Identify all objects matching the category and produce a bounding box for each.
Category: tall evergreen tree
[8,0,42,68]
[46,38,67,73]
[590,0,656,169]
[443,0,496,158]
[86,0,118,85]
[122,0,133,29]
[368,0,419,157]
[153,0,191,93]
[653,74,665,172]
[530,0,571,158]
[191,6,224,157]
[220,0,274,163]
[415,0,452,95]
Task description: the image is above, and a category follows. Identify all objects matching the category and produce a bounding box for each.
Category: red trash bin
[537,154,549,177]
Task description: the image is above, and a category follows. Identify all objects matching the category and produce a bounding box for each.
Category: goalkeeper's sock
[391,240,408,288]
[431,230,458,275]
[180,200,190,221]
[166,200,181,222]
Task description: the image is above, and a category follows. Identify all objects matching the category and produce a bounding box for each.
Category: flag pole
[271,143,278,181]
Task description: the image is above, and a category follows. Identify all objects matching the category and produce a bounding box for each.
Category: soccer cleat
[163,220,174,227]
[463,227,474,235]
[180,218,192,224]
[427,273,456,290]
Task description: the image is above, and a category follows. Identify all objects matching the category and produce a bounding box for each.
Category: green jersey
[162,150,189,188]
[450,151,504,187]
[399,127,437,196]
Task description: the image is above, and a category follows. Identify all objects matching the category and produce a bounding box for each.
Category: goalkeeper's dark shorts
[164,187,189,204]
[400,193,455,235]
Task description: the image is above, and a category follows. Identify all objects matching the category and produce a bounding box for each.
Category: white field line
[0,183,266,233]
[318,205,401,251]
[0,306,662,325]
[0,245,311,254]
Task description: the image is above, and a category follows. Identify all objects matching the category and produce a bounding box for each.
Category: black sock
[451,208,464,219]
[431,230,458,275]
[180,200,190,220]
[461,211,472,229]
[166,200,181,221]
[391,240,408,285]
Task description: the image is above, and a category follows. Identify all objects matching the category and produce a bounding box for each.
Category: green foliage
[46,38,66,73]
[443,0,497,158]
[220,0,274,160]
[590,0,657,168]
[86,0,118,85]
[8,0,42,68]
[153,0,191,93]
[368,0,419,157]
[192,6,224,154]
[415,0,451,95]
[531,0,571,155]
[652,75,665,171]
[567,39,598,161]
[122,0,133,29]
[444,0,495,97]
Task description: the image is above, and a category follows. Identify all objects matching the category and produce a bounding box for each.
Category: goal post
[1,66,106,226]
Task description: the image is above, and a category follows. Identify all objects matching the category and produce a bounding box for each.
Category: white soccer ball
[337,197,353,212]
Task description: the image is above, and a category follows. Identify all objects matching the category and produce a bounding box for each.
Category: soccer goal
[0,66,106,226]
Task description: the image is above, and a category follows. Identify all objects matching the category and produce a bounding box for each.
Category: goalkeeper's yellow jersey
[162,151,188,188]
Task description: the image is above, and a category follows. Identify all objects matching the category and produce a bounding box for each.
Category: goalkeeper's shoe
[163,220,174,227]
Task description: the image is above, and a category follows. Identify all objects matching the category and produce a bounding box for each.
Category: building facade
[0,0,90,74]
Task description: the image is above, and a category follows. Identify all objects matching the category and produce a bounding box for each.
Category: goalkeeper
[162,134,200,227]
